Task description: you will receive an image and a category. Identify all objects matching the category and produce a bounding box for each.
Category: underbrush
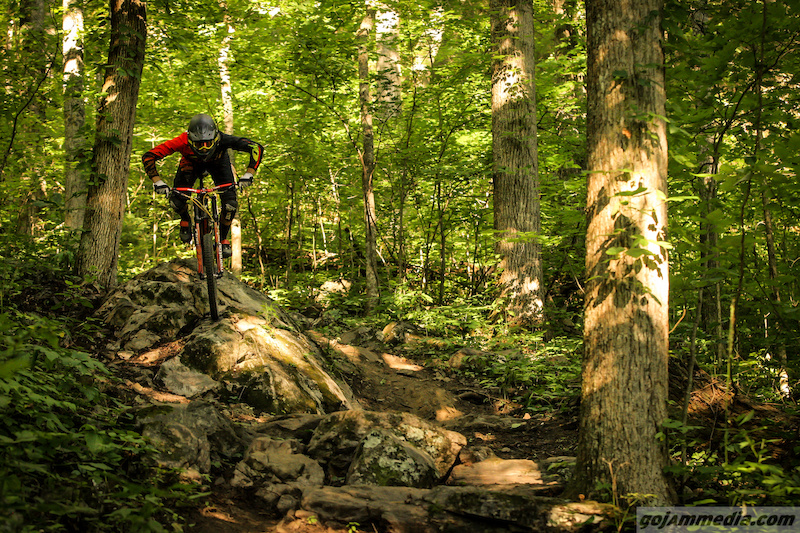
[0,237,203,532]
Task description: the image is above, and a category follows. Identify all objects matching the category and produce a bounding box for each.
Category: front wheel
[201,230,219,320]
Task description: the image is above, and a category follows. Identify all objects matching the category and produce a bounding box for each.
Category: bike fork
[194,219,205,278]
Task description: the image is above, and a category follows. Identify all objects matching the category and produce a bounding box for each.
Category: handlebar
[173,182,236,195]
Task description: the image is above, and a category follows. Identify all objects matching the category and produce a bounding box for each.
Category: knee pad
[221,200,238,224]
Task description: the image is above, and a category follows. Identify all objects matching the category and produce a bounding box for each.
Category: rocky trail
[96,259,614,533]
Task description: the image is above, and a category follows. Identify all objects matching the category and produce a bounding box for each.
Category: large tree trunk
[76,0,146,289]
[63,0,87,231]
[358,4,380,311]
[571,0,674,504]
[490,0,543,327]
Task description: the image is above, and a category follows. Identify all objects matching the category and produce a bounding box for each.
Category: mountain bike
[172,179,235,321]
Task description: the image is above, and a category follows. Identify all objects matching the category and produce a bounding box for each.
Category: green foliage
[0,245,202,532]
[663,413,800,506]
[450,334,583,413]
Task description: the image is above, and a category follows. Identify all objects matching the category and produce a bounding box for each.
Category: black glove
[153,179,170,195]
[238,172,253,190]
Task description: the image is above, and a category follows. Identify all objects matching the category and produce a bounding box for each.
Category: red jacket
[142,132,263,179]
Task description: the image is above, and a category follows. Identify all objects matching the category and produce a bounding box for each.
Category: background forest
[1,0,800,530]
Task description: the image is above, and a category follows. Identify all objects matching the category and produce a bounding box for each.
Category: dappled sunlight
[382,352,423,371]
[450,457,545,485]
[233,314,267,333]
[124,380,189,404]
[435,406,463,422]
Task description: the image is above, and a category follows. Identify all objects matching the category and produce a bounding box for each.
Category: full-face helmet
[187,114,220,161]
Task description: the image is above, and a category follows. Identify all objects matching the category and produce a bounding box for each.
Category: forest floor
[177,330,581,533]
[174,329,800,533]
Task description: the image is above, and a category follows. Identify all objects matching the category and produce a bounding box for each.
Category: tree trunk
[697,152,724,366]
[14,0,47,236]
[358,4,380,311]
[218,4,241,274]
[63,0,87,231]
[76,0,146,289]
[375,5,401,119]
[571,0,674,504]
[490,0,543,327]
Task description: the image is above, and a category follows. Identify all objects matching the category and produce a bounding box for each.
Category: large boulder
[307,410,466,485]
[346,428,439,488]
[230,436,325,488]
[136,401,245,480]
[98,259,358,415]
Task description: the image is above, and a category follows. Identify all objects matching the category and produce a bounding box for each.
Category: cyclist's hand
[238,173,253,190]
[153,179,170,195]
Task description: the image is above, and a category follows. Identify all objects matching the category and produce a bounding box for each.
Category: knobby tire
[202,230,219,321]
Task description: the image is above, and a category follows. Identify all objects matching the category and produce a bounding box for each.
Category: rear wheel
[201,230,219,320]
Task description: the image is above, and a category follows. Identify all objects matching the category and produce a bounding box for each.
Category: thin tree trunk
[63,0,87,231]
[571,0,674,504]
[77,0,146,289]
[358,4,380,311]
[490,0,543,328]
[15,0,47,236]
[217,3,242,274]
[697,152,724,367]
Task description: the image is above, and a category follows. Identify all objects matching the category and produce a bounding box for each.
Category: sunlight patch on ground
[381,353,423,371]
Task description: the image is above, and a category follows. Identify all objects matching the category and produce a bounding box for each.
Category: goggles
[190,136,218,152]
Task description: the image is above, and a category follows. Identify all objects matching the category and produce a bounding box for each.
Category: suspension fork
[210,194,224,276]
[193,192,223,278]
[193,194,207,277]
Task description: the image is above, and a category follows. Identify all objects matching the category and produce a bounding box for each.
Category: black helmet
[187,114,220,161]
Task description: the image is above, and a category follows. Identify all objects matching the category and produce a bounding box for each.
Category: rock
[99,259,359,416]
[276,493,299,515]
[443,413,530,433]
[425,485,615,532]
[299,485,431,531]
[155,356,219,398]
[315,279,352,306]
[307,410,466,481]
[254,414,325,443]
[96,258,299,354]
[448,457,544,486]
[346,428,439,488]
[231,436,324,488]
[338,326,373,346]
[180,316,358,415]
[380,321,420,344]
[541,456,576,484]
[296,484,615,532]
[448,347,493,369]
[136,401,244,478]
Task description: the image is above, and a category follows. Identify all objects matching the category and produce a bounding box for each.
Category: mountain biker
[142,113,263,258]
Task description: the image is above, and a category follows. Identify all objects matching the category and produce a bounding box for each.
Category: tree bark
[63,0,87,231]
[218,3,241,274]
[490,0,543,327]
[14,0,47,235]
[571,0,674,504]
[358,4,380,311]
[375,5,401,119]
[77,0,146,289]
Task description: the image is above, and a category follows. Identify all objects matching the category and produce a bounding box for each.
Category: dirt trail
[180,331,581,533]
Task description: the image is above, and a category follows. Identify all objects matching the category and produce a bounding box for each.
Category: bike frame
[173,181,234,279]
